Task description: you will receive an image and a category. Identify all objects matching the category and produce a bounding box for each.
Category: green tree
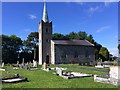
[87,34,94,43]
[23,32,39,61]
[99,47,109,61]
[52,33,66,40]
[67,32,77,40]
[76,31,87,40]
[1,35,22,63]
[118,44,120,54]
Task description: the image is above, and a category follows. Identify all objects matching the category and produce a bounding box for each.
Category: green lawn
[1,64,119,88]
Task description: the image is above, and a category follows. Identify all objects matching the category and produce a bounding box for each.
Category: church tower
[38,2,52,65]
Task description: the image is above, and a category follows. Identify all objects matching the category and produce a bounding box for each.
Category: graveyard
[1,63,119,88]
[1,1,119,89]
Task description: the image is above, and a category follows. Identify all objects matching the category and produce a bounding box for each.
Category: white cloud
[96,26,110,33]
[89,6,99,13]
[28,14,37,20]
[86,6,101,16]
[109,48,118,57]
[24,29,32,32]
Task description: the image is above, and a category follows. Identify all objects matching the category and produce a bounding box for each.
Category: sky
[2,2,118,56]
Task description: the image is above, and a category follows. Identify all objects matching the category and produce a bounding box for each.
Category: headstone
[17,61,19,67]
[109,66,120,86]
[95,62,104,68]
[56,68,63,76]
[33,60,37,68]
[2,62,4,68]
[22,58,25,65]
[26,62,29,65]
[42,62,47,70]
[97,62,103,66]
[17,61,19,65]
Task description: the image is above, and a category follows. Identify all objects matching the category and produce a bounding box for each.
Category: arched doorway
[46,55,49,64]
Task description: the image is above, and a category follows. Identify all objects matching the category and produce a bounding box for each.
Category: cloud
[96,26,110,33]
[109,48,118,57]
[28,14,37,20]
[86,5,102,16]
[89,6,99,13]
[24,29,32,32]
[65,1,85,6]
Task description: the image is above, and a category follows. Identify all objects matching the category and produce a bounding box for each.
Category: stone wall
[54,45,95,65]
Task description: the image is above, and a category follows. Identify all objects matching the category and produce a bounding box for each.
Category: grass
[1,64,119,88]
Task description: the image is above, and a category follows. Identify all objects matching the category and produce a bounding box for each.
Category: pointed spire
[42,1,49,23]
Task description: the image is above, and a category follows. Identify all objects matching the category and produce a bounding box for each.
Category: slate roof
[51,40,94,46]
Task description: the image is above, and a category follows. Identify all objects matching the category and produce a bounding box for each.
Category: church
[38,2,95,65]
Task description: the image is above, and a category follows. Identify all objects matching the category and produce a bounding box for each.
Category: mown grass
[1,64,118,88]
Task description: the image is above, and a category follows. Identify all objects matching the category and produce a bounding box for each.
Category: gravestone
[109,66,120,86]
[22,58,25,65]
[26,62,29,65]
[42,62,47,70]
[33,60,37,68]
[94,66,120,86]
[95,62,104,68]
[97,62,103,66]
[56,68,63,76]
[2,62,4,68]
[17,61,19,67]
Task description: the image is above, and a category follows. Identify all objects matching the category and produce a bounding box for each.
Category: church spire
[42,1,49,23]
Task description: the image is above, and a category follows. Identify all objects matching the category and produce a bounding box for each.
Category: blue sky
[2,2,118,56]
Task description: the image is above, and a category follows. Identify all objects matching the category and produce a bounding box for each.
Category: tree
[23,32,39,61]
[87,34,94,43]
[76,31,87,40]
[52,33,66,40]
[118,44,120,54]
[66,32,77,40]
[99,47,109,61]
[1,35,22,63]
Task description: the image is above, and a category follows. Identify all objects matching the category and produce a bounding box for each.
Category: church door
[46,55,49,64]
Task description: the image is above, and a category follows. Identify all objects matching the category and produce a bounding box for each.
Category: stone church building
[38,2,95,65]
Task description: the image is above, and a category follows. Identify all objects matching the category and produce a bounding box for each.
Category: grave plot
[2,74,28,83]
[94,66,120,86]
[2,78,28,83]
[56,68,92,79]
[41,65,93,80]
